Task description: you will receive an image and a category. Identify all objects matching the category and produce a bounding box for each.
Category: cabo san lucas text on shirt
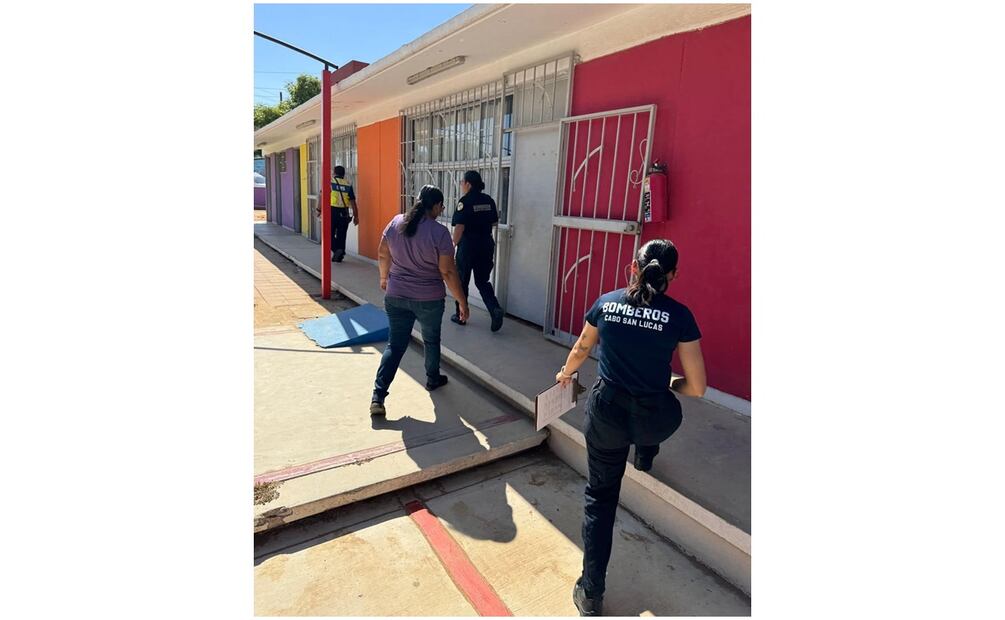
[599,301,671,331]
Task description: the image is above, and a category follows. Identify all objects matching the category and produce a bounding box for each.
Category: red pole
[320,68,332,299]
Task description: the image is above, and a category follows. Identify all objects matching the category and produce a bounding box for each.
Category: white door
[504,126,561,326]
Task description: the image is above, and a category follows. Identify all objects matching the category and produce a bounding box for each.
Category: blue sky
[255,3,473,107]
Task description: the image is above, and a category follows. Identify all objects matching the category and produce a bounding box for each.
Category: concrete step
[254,327,548,533]
[254,448,751,616]
[254,223,751,594]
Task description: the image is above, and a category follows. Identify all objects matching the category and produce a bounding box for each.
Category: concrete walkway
[253,240,547,532]
[255,224,750,523]
[254,327,547,532]
[254,222,751,592]
[255,448,751,616]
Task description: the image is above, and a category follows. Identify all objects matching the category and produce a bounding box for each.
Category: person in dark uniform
[554,239,707,616]
[315,165,358,262]
[450,170,505,332]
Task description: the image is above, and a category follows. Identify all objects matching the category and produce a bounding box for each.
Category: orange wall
[356,117,402,259]
[379,118,402,247]
[357,123,381,258]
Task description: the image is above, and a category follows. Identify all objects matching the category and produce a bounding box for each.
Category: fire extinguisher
[642,160,669,224]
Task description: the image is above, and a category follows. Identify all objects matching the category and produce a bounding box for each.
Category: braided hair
[400,185,444,237]
[625,239,679,306]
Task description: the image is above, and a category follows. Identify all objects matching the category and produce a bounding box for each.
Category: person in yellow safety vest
[315,165,359,263]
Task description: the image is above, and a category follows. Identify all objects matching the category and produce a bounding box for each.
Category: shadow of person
[369,346,518,544]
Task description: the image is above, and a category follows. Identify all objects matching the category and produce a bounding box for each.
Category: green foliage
[253,73,321,129]
[285,74,321,107]
[254,103,283,129]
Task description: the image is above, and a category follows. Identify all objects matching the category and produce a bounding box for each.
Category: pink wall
[570,16,751,399]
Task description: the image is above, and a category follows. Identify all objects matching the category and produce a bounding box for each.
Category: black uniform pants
[330,208,351,259]
[580,378,684,597]
[455,239,500,315]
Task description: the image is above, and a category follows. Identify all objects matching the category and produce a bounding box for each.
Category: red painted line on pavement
[254,413,524,485]
[405,500,511,617]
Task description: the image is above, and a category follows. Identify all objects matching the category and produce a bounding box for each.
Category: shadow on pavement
[369,338,519,545]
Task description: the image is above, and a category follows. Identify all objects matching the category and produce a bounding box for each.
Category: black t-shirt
[585,289,701,395]
[451,191,498,242]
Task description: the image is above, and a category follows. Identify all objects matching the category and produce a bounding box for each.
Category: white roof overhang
[255,3,750,154]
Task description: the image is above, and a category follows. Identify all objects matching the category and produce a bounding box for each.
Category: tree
[255,103,283,129]
[253,73,321,129]
[285,74,321,107]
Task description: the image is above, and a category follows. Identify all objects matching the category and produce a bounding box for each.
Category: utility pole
[254,31,338,299]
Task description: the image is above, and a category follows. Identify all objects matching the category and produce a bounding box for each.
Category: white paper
[535,373,579,431]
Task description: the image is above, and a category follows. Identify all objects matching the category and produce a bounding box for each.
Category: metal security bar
[399,54,578,314]
[400,79,507,223]
[400,80,509,305]
[504,53,576,130]
[545,105,657,346]
[307,123,357,244]
[331,123,358,185]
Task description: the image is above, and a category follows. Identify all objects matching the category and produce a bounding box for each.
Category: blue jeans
[372,296,445,403]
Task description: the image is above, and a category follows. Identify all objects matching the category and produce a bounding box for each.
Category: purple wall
[280,148,296,230]
[254,186,267,209]
[267,155,279,223]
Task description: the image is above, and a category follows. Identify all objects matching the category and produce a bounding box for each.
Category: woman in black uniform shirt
[450,170,505,332]
[555,239,707,616]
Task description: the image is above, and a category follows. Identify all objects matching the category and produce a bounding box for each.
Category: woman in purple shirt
[370,185,470,416]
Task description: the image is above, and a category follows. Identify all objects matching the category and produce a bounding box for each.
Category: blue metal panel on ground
[298,303,389,348]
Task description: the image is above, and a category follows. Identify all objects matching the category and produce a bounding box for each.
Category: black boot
[425,374,449,391]
[490,307,505,332]
[573,578,603,616]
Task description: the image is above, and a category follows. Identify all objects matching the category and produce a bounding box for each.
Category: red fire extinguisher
[642,160,669,224]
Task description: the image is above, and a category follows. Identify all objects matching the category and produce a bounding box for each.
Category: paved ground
[254,223,751,533]
[254,447,751,616]
[254,238,353,328]
[251,228,750,614]
[255,208,267,223]
[253,237,545,532]
[253,325,546,532]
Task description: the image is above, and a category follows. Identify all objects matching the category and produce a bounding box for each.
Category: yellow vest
[330,176,352,208]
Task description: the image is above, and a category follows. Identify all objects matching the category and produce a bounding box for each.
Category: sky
[255,3,473,107]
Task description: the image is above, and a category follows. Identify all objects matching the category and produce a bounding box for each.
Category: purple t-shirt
[383,214,455,301]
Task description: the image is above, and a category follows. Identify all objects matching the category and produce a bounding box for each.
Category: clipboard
[534,372,585,431]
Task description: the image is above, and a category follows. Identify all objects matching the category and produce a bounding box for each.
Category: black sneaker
[573,578,602,616]
[633,453,655,472]
[450,313,466,326]
[425,374,449,391]
[490,307,505,332]
[369,401,386,417]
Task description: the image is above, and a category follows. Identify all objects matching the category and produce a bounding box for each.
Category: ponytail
[400,185,444,237]
[462,170,485,193]
[625,239,679,306]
